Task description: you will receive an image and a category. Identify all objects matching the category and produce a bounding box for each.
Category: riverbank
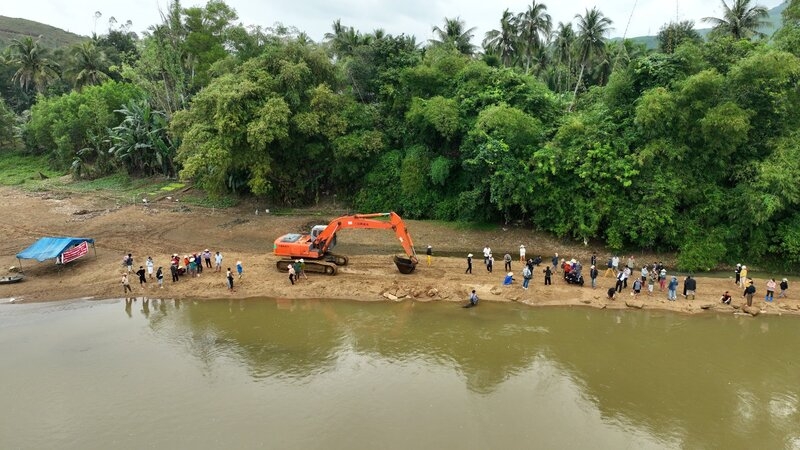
[1,185,797,316]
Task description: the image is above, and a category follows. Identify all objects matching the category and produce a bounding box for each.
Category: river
[0,298,797,449]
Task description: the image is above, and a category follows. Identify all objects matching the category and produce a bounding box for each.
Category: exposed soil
[1,186,797,317]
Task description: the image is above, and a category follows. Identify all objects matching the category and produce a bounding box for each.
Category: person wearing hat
[740,265,748,288]
[779,278,789,298]
[743,280,756,306]
[667,276,679,301]
[589,264,598,289]
[519,244,526,263]
[734,263,742,286]
[299,259,307,279]
[503,272,514,286]
[465,253,473,274]
[203,249,212,269]
[426,245,433,266]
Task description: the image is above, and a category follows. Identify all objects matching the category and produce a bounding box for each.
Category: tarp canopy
[16,237,95,262]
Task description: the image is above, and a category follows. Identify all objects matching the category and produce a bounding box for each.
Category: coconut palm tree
[8,37,61,94]
[702,0,769,39]
[573,7,613,101]
[430,17,477,55]
[550,22,577,93]
[517,1,552,74]
[324,19,368,59]
[483,9,519,67]
[70,41,111,90]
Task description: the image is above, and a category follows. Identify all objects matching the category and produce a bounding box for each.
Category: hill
[0,15,85,49]
[619,2,787,49]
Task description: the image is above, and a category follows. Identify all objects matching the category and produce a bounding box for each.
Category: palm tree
[70,41,111,90]
[430,17,477,55]
[517,1,552,74]
[324,19,368,59]
[573,7,613,102]
[702,0,769,39]
[8,37,61,94]
[551,22,576,93]
[483,9,519,67]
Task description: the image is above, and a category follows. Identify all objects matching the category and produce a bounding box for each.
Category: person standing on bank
[226,268,234,292]
[146,256,154,280]
[544,266,552,285]
[483,245,491,266]
[779,278,789,298]
[156,266,163,288]
[522,264,532,290]
[519,245,526,263]
[487,254,494,273]
[504,253,512,272]
[743,280,756,306]
[465,253,473,274]
[590,265,598,289]
[684,276,697,300]
[121,272,132,296]
[426,245,433,266]
[765,278,776,302]
[136,265,147,287]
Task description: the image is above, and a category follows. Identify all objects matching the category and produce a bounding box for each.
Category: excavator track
[325,253,349,266]
[277,259,337,275]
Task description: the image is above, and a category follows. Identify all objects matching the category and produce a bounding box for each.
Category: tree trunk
[569,63,585,112]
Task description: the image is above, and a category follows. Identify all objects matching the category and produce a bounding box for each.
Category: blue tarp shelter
[16,237,96,270]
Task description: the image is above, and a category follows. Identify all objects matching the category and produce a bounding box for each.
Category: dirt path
[0,186,796,316]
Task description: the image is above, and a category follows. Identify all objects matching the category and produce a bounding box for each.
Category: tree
[702,0,769,40]
[517,1,552,74]
[430,17,477,56]
[483,9,519,67]
[108,99,175,176]
[550,22,576,93]
[657,21,702,54]
[323,19,370,60]
[8,37,61,94]
[573,7,613,101]
[69,41,111,90]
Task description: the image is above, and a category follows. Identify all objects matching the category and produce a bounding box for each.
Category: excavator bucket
[394,255,417,274]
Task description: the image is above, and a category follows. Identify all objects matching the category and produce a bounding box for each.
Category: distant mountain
[0,15,86,49]
[618,2,787,49]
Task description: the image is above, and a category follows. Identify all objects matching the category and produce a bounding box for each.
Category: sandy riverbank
[0,186,797,316]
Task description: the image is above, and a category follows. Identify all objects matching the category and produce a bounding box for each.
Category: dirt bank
[1,186,797,317]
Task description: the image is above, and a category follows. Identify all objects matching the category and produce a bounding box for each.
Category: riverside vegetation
[1,0,800,272]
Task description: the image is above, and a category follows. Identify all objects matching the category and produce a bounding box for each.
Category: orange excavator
[273,212,419,275]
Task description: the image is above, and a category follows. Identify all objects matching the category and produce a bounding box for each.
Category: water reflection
[142,299,799,448]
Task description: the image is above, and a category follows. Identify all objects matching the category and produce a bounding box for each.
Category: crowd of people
[462,247,791,308]
[120,250,243,296]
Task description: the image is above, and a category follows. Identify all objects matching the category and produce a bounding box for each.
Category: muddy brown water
[0,298,798,449]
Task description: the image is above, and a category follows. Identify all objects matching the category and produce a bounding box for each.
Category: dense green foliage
[1,0,800,271]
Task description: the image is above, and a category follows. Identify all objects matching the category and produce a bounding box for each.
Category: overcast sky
[3,0,786,43]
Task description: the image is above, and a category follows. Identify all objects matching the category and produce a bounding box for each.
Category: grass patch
[182,194,238,208]
[0,152,61,186]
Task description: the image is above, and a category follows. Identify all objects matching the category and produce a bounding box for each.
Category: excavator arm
[314,212,418,263]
